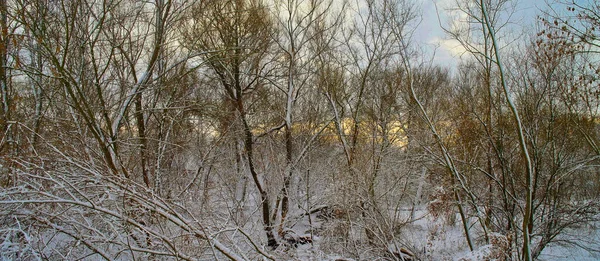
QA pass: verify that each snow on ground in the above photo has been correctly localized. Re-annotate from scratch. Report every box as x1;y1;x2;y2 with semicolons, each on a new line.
540;244;600;261
538;224;600;261
275;207;599;260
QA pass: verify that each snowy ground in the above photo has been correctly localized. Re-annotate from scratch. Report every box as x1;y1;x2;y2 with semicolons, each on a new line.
277;207;599;261
538;226;600;261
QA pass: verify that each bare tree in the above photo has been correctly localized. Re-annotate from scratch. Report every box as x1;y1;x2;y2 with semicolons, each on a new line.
181;0;280;247
267;0;346;240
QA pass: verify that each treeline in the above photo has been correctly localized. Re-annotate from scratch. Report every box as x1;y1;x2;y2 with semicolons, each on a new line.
0;0;598;260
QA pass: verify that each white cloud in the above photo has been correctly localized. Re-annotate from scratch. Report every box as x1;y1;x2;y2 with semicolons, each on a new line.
430;36;468;58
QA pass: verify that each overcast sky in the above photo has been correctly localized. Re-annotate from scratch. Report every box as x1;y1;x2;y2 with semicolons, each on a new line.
417;0;548;68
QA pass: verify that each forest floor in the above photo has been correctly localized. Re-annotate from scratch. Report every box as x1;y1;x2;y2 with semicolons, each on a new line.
278;207;600;260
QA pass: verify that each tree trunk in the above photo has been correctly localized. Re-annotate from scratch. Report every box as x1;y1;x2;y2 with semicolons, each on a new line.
237;99;278;248
135;94;151;188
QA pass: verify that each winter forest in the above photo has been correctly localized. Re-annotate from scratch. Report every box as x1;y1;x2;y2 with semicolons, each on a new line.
0;0;599;260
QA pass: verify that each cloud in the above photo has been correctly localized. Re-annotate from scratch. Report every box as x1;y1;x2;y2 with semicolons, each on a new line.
430;36;468;57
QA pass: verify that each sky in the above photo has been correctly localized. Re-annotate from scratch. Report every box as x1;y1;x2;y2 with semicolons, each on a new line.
416;0;547;68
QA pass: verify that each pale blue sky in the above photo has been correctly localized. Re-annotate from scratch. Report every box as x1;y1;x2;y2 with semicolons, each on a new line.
417;0;547;68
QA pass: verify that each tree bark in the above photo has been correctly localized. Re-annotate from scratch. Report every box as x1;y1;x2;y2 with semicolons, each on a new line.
237;98;278;247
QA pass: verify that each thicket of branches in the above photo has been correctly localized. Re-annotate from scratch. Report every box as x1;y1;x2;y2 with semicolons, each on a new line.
0;0;598;260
